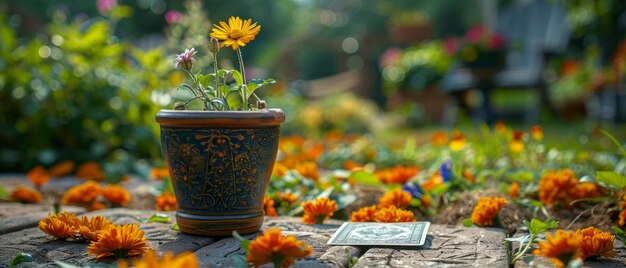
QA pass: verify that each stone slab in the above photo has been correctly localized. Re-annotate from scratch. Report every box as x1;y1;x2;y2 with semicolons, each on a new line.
0;204;518;268
0;208;214;266
193;217;348;268
353;225;508;268
0;203;85;234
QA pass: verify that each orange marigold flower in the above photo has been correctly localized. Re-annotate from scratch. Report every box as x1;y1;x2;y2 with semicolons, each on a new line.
421;195;432;209
27;165;50;187
530;125;544;141
375;166;419;185
575;227;616;259
277;192;298;204
77;215;114;242
49;160;75;177
102;184;132;207
342;160;364;171
76;161;105;181
533;230;583;268
421;172;444;191
295;161;319;181
305;143;325;161
247;228;312;268
118;251;199;268
301;197;337;224
264;195;278;217
431;131;448;147
349;205;377;222
62;181;103;207
150;166;169;180
91;201;107;211
10;185;42;203
373;206;415;222
568;182;600;201
155;191;177;211
87;224;150;259
379;188;412;208
448;130;467;151
508;182;519;199
470;196;507;227
538;169;578;206
38;212;79;240
620;210;626;226
462;168;475;183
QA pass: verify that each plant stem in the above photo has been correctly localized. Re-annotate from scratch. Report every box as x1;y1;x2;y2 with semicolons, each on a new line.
511;234;536;264
186;70;211;110
212;52;220;101
236;49;248;110
600;129;626;159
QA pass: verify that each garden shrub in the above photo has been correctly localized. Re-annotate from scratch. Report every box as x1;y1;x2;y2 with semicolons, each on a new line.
0;12;171;175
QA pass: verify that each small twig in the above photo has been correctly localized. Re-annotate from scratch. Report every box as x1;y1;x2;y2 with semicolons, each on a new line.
184;95;203;106
566;208;591;230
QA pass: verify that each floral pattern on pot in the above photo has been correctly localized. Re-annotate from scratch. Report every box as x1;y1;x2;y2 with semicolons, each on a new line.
161;127;280;215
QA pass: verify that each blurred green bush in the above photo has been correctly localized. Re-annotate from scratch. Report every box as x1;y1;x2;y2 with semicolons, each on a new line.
380;40;452;96
0;11;171;173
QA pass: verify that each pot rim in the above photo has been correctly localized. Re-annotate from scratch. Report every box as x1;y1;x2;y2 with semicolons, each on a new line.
156;108;285;127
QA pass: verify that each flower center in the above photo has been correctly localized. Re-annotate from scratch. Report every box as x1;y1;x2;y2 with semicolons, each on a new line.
229;29;243;39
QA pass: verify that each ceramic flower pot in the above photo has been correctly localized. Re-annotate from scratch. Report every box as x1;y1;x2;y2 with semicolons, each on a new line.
156;109;285;236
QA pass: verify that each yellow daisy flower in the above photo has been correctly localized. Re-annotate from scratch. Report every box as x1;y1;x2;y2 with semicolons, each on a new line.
210;16;261;51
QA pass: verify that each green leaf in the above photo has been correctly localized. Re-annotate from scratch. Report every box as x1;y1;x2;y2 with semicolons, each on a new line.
522;255;534;264
196;74;215;89
504;234;531;246
9;253;33;266
0;184;7;201
232;231;251;251
163;177;174;195
431;183;451;196
525;219;558;235
230;254;249;268
595;171;626;189
506;171;535;183
246;78;276;97
170;223;180;231
226;91;243;110
611;226;626;245
210;98;228;109
147;213;172;223
151;177;174;196
349;170;381;186
462;218;473;227
179;83;197;96
232;70;244;86
219;85;230;98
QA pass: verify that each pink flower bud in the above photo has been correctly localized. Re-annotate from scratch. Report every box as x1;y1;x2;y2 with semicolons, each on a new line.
174;48;197;71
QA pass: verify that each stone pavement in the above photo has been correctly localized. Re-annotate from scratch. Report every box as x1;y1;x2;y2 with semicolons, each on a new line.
2;171;626;267
0;204;511;267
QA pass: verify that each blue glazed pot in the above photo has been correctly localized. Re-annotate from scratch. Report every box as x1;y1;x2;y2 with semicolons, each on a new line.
156;109;285;236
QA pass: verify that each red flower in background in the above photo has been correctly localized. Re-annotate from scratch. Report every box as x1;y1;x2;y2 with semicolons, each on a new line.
464;24;505;50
